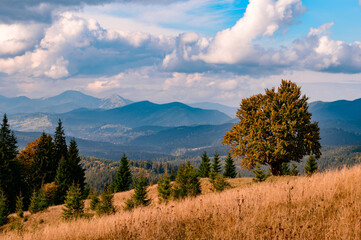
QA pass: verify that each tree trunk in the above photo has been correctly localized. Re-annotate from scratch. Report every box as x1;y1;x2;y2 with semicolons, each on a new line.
270;163;282;176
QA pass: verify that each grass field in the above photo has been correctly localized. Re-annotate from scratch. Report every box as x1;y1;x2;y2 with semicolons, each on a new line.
1;165;360;239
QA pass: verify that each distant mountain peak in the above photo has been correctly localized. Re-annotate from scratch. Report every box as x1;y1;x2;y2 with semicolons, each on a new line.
100;94;133;109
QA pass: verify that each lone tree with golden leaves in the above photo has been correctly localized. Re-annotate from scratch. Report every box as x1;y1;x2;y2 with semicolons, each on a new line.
223;80;321;176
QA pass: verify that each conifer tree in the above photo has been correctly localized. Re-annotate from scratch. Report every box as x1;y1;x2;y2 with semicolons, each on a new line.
68;139;85;191
173;162;201;199
132;173;150;207
29;189;48;214
54;119;67;167
198;151;211;177
281;162;290;175
112;153;132;192
96;184;115;216
209;171;230;192
62;184;84;220
54;156;72;204
223;153;236;178
89;191;99;211
15;193;24;218
305;155;318;176
289;163;299;176
0;191;9;226
252;165;269;183
0;114;20;211
157;175;172;203
212;151;221;174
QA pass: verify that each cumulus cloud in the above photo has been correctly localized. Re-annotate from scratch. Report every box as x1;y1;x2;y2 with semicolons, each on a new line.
0;0;184;23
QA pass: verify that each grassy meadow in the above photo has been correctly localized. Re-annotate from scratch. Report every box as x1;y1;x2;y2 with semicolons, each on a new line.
1;165;360;240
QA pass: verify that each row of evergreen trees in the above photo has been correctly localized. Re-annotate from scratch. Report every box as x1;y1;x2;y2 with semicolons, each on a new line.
198;151;237;178
0;115;86;225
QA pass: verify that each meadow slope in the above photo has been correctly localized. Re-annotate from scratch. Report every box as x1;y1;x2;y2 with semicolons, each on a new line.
2;165;361;240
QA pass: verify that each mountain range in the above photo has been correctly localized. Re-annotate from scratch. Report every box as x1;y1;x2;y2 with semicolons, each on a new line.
3;90;361;160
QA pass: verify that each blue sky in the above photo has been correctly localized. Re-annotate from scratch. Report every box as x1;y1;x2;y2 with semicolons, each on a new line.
0;0;361;106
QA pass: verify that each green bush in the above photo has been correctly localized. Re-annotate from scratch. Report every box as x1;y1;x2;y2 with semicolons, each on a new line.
29;189;48;214
96;184;115;216
157;175;172;203
62;184;84;220
210;171;230;192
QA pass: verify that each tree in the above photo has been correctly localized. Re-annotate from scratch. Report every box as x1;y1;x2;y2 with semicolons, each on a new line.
198;151;211;177
212;151;221;174
252;165;269;183
96;184;115;216
125;173;150;210
112;153;132;192
18;132;56;192
289;163;299;176
0;191;9;226
62;184;84;220
16;193;24;218
305;155;318;176
209;171;230;192
54;156;72;204
29;189;48;214
89;191;99;211
68;139;85;191
0;114;20;211
223;80;322;176
223;153;237;178
54;119;68;167
173;162;201;199
157;175;172;203
281;162;290;175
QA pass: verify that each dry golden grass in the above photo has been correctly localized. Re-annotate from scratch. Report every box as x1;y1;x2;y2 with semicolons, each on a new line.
1;166;360;240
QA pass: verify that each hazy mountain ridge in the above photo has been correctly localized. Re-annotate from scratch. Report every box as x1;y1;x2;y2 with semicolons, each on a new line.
0;90;133;114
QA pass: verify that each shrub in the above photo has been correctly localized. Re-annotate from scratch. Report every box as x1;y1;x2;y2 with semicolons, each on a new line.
305;155;318;176
15;194;24;218
210;171;230;192
252;165;269;183
29;189;48;214
89;191;99;211
124;173;150;211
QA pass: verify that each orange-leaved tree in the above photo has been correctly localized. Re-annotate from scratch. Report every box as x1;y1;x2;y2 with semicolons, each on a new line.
223;80;321;175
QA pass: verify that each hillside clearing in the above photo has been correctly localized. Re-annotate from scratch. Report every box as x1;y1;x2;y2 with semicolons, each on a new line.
1;166;360;239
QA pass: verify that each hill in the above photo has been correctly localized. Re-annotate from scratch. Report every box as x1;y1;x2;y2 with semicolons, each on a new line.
1;165;360;239
0;91;133;114
189;102;238;117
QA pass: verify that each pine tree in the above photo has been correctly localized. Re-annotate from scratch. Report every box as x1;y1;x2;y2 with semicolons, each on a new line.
112;153;132;192
62;184;84;220
89;191;99;211
54;119;68;169
68;139;85;191
305;155;318;176
54;156;72;204
198;151;211;177
173;162;201;199
15;193;24;218
132;173;150;207
0;191;9;226
157;175;172;203
289;163;299;176
29;189;48;214
252;165;269;183
212;151;222;174
223;153;236;178
96;184;115;216
0;114;20;211
209;171;230;192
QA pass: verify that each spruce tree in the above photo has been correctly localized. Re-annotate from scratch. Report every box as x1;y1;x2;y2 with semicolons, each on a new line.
68;139;85;191
289;163;299;176
96;184;115;216
0;191;9;226
173;162;201;199
54;119;67;169
112;153;132;192
0;114;20;211
62;184;84;220
132;173;150;207
252;165;269;183
198;151;211;177
212;151;222;174
15;193;24;218
209;171;230;192
89;191;99;211
54;156;72;204
223;153;236;178
305;155;318;176
281;162;290;175
157;175;172;203
29;189;48;214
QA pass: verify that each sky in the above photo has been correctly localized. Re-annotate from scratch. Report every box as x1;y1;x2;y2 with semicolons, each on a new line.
0;0;361;106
